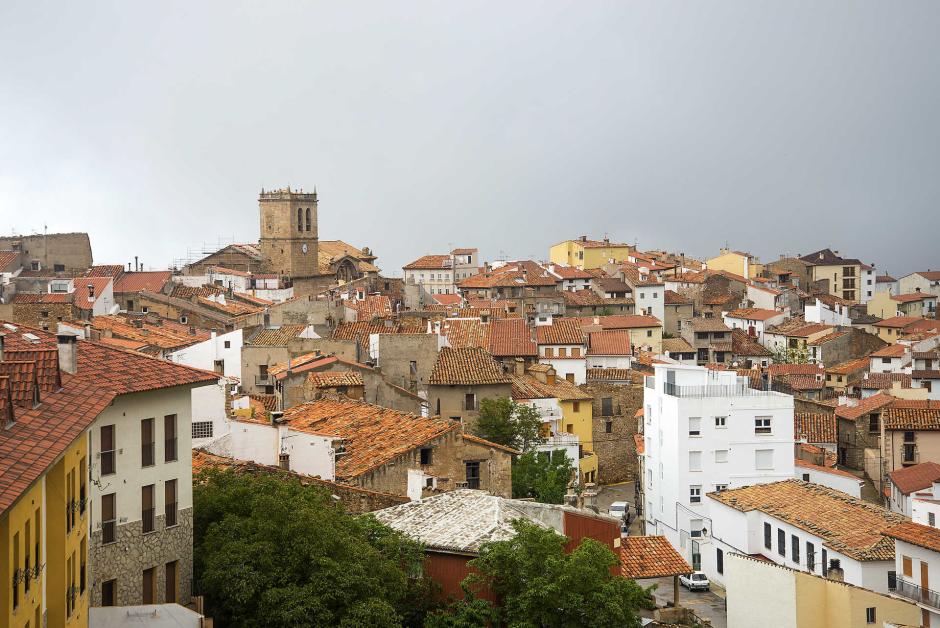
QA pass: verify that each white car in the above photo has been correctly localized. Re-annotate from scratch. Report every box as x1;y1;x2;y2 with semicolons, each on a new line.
679;571;710;591
608;501;629;520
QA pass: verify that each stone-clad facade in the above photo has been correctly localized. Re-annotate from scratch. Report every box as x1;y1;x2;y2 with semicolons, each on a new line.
259;188;321;290
90;509;194;607
582;381;644;483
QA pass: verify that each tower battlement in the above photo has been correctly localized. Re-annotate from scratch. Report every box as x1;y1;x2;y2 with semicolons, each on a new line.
259;187;318;202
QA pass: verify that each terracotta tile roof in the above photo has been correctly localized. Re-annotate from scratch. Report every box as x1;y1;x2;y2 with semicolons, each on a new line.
269;352;333;378
347;294;392;320
585;368;635;383
888;462;940;495
871;344;909;358
794;458;862;480
620;536;692;579
550;265;593;280
709;480;906;561
4;349;62;392
794;413;837;443
431;293;463;306
767;363;825;376
428;347;510;386
281;398;460;479
403;254;452;270
488;318;536;357
684;318;731;333
90;315;211;351
307;371;364;388
914;370;940;379
800;249;862;266
441;318;491;350
883;400;940;430
664;290;692;305
594;278;632;293
331;319;426;349
69;277;113;311
536;319;585;345
11;292;73;304
458;261;557;289
807;330;849;346
462;433;522;455
785;323;833;338
509;373;591;401
634;433;645;455
0;251;18;271
859;372;913;390
83;264;125;278
113;271;172;294
914;350;940;359
827;357;870;376
834;393;894;420
799;443;838;467
914;271;940;281
248;324;309;346
586;330;634;356
96;336;148;351
248;394;279;412
874;316;922;329
884;521;940;554
731;329;772;357
571;315;661;330
662;337;694;354
191;449;408;509
893;293;935;303
787;374;826;391
724;308;781;321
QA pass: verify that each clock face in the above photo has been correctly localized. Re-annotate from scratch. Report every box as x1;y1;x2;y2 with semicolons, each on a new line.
302;243;308;254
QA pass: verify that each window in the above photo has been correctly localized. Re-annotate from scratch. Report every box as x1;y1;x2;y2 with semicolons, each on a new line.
12;531;18;609
715;483;728;492
601;397;613;416
791;535;800;563
544;347;554;358
865;607;875;624
166;561;178;603
807;541;815;571
558;347;567;358
930;512;936;527
224;340;231;349
755;449;774;470
689;417;701;437
420;448;433;465
716;548;724;574
101;579;116;606
164;415;177;462
297;207;303;231
802;473;810;481
165;480;178;528
755;416;772;434
141;418;155;467
279;453;290;470
764;522;772;549
882;357;891;364
888;570;897;590
464;394;476;411
647;330;652;337
192;421;213;439
142;485;155;533
565;374;575;383
605;421;612;433
777;529;785;557
689;451;702;472
143;567;156;605
179;315;188;325
24;522;30;595
715;450;728;463
102;493;116;544
465;461;481;489
305;207;311;232
100;425;116;475
689;485;701;504
869;413;880;434
571;347;581;357
714;416;727;428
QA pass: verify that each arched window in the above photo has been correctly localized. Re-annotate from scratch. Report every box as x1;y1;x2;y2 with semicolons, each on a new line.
297;208;303;231
305;207;311;232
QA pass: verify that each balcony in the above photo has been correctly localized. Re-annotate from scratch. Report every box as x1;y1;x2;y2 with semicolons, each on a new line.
541;432;580;448
894;577;940;610
255;374;272;385
663;379;782;398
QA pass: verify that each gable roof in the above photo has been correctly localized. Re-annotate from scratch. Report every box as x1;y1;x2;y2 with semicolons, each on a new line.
884;521;940;554
883;400;940;430
281;398;460;479
888;462;940;495
834;393;894;421
428;347;510;386
794;413;837;444
535;319;585;345
587;330;634;356
113;271;173;294
509;373;591;402
488;318;536;357
709;480;906;561
620;536;692;579
724;308;781;321
403;254;452;270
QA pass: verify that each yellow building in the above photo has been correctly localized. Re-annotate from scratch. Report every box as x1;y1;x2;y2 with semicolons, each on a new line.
511;366;598;484
705;248;763;279
867;291;901;319
1;481;44;628
550;236;633;270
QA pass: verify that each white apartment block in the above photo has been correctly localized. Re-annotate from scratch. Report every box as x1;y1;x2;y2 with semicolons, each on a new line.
642;363;794;570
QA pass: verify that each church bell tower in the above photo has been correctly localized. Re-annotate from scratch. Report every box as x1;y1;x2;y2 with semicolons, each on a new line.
258;186;319;284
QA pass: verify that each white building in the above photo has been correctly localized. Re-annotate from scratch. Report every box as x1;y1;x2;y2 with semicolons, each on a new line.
794;459;864;498
870;344;912;374
722;308;786;344
167;329;243;381
705;480;906;594
884;521;940;627
805;298;853;326
747;283;784;311
535;319;587;385
899;271;940;299
547;264;593;292
642;363;795;570
634;282;665;322
888;463;940;517
860;264;877;304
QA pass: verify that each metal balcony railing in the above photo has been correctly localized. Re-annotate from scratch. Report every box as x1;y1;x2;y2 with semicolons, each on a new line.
894;577;940;610
662;381;780;398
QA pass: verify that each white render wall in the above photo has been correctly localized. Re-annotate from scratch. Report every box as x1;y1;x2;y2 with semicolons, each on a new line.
805;299;852;326
893;537;940;626
912;498;940;526
726;554;798;628
635;285;665;322
168;329;243;381
211;420;336;480
585;355;633;369
794;465;863;498
643;364;794;572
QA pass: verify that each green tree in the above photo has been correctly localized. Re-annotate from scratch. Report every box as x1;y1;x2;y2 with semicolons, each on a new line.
771;344;810;364
511;450;574;504
433;520;653;627
473;397;543;452
194;469;437;627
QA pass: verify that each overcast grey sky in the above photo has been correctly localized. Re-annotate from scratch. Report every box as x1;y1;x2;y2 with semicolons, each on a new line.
1;1;938;277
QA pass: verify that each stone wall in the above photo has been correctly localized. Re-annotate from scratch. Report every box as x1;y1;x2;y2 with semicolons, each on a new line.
837;416;880;470
89;508;193;608
582;381;644;483
428;383;514;427
0;233;93;274
11;301;77;330
818;328;886;366
258;191;319;280
378;334;440;392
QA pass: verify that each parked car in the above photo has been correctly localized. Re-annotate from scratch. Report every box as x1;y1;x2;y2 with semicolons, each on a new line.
679;571;710;591
608;501;629;520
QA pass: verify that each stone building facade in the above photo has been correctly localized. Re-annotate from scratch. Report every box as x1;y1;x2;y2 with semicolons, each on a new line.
89;509;194;607
0;232;93;274
582;381;644;483
11;299;77;330
378;334;440;393
259;187;323;295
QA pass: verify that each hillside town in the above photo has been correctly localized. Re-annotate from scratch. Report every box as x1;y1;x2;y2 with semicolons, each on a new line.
1;188;939;627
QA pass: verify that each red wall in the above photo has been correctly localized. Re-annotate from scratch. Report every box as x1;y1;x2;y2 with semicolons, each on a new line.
424;552;497;602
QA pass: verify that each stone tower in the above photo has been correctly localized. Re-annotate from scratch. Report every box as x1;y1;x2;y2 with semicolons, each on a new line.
258;186;320;284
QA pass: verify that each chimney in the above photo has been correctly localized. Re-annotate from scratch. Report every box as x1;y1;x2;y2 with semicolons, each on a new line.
134;256;139;272
513;357;525;376
546;369;556;385
87;283;95;301
56;332;78;375
0;333;4;361
827;559;844;582
580;235;587;242
133;319;144;329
